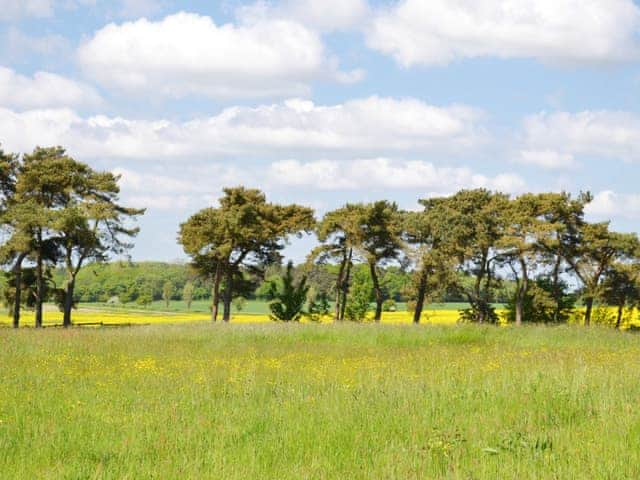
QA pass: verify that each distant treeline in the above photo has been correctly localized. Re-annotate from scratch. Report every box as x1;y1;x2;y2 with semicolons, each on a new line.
58;261;515;306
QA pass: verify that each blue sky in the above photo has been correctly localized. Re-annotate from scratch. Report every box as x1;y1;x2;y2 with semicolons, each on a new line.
1;0;640;262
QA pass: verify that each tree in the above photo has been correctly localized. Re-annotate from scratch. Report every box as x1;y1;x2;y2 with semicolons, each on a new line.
13;147;144;327
566;222;639;325
498;194;555;325
179;187;315;322
162;281;174;309
422;189;509;323
311;204;364;321
10;147;69;327
268;261;309;322
183;281;194;310
57;170;143;327
0;146;23;327
601;262;640;329
504;277;576;324
404;209;454;324
344;266;372;321
535;192;591;323
357;201;404;322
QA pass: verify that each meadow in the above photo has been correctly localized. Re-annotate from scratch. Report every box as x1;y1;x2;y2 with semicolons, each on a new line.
2;322;640;479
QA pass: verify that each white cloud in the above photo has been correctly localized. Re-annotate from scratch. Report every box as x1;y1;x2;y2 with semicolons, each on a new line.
367;0;640;66
0;67;102;110
0;96;486;159
112;165;244;210
1;28;71;65
268;158;525;193
517;150;578;170
0;0;53;20
78;12;360;99
522;111;640;162
239;0;369;32
586;191;640;220
107;158;524;213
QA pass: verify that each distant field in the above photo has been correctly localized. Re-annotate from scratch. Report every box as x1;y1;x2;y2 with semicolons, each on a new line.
2;323;640;478
82;299;481;315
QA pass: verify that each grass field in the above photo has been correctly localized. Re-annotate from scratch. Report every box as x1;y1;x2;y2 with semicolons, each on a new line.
2;322;640;478
81;299;479;315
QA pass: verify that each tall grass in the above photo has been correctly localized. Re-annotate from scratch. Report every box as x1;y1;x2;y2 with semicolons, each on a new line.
1;323;639;478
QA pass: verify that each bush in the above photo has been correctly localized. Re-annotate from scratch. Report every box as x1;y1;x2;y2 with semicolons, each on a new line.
382;299;397;312
345;268;372;322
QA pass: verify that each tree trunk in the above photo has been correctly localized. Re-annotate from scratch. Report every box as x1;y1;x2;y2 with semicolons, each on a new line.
583;296;594;326
12;253;27;329
211;264;221;322
413;267;428;324
515;294;523;326
514;258;528;326
334;251;347;321
222;268;233;322
551;257;562;323
63;276;75;328
35;238;44;329
339;248;353;321
369;261;383;322
615;299;625;329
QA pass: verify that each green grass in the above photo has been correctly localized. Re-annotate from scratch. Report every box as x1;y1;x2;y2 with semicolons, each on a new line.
80;300;497;314
1;323;639;478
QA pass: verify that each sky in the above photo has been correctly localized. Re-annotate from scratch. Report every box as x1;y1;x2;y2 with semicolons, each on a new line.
1;0;640;262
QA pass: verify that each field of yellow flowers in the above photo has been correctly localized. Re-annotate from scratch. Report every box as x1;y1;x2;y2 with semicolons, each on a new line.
2;321;640;478
0;306;465;327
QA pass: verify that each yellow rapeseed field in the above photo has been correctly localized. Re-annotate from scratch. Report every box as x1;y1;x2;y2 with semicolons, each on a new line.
0;307;466;327
1;305;637;327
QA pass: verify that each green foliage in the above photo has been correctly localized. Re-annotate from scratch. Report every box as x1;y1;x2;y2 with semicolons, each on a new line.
382;299;397;312
345;267;372;321
162;281;174;308
307;291;330;322
136;287;153;306
54;261;206;304
233;296;247;312
183;281;194;311
255;274;282;300
505;277;577;323
268;261;309;322
179;187;315;320
421;189;509;323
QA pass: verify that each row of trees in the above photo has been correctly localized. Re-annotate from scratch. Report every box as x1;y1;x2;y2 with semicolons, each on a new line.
0;146;143;328
2;145;638;328
181;187;640;326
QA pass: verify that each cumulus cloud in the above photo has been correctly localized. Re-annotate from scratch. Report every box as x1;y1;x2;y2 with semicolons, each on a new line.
109;158;524;212
367;0;640;66
78;12;361;99
268;158;525;193
585;191;640;220
0;96;486;159
521;110;640;163
0;67;102;110
112;166;244;210
517;150;578;170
